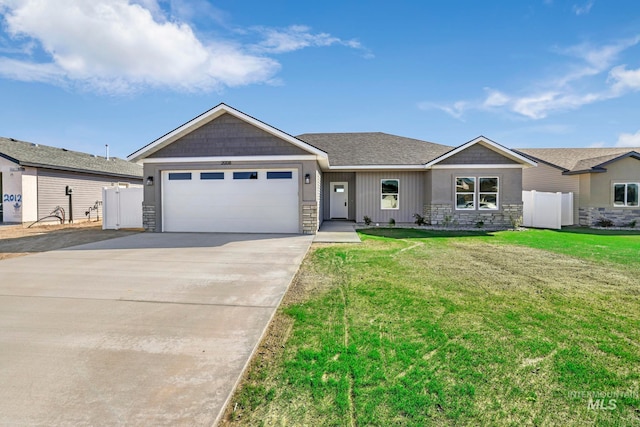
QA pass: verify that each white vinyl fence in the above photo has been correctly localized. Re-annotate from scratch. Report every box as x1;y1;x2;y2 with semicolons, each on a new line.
522;191;574;230
102;186;143;230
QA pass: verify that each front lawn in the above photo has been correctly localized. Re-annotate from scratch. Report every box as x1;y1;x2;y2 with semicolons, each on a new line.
223;228;640;426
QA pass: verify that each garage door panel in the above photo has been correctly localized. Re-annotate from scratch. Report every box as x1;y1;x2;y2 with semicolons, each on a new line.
162;169;299;233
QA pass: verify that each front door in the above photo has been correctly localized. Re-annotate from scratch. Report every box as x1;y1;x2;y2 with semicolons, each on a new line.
330;182;348;219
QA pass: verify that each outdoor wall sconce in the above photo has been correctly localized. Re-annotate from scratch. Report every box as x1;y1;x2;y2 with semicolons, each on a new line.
146;176;154;186
304;173;311;184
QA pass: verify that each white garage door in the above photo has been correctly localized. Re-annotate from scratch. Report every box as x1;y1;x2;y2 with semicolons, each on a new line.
162;169;299;233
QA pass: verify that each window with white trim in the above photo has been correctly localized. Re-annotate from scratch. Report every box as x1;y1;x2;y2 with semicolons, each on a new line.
479;177;499;210
381;179;399;209
455;177;475;209
456;177;499;210
613;183;639;207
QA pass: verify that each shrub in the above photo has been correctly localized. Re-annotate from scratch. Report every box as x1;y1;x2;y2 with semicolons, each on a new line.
475;220;484;229
363;216;372;226
413;213;427;226
509;214;523;229
388;218;396;226
595;217;614;227
628;219;637;228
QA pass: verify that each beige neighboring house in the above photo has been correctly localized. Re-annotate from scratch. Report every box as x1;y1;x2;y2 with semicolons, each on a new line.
516;148;640;226
0;137;143;224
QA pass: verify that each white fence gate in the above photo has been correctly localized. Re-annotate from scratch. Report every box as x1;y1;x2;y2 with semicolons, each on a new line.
102;186;143;230
522;191;574;229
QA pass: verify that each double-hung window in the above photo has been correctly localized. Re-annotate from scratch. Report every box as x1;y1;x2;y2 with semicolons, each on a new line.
478;178;499;210
456;177;499;210
456;177;475;209
381;179;399;209
613;183;639;207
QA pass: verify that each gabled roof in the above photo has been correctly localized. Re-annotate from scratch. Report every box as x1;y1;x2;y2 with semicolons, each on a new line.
516;148;640;174
0;137;142;179
425;136;537;167
296;132;452;168
128;103;328;166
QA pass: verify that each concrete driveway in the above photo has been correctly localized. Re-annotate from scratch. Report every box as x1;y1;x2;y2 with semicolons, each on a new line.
0;232;312;426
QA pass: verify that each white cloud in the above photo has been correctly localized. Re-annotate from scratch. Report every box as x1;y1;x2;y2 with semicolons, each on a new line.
512;91;606;119
608;65;640;93
428;36;640;120
483;89;510;108
418;101;468;120
0;0;367;94
251;25;373;58
616;130;640;147
573;0;594;15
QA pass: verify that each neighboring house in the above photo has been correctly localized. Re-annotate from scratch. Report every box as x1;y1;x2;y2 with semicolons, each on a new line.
0;137;143;224
517;148;640;226
128;103;535;234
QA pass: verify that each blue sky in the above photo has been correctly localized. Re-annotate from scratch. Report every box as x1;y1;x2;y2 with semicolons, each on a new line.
1;0;640;158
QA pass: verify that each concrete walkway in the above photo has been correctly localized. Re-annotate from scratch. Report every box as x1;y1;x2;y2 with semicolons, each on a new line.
0;232;313;426
314;221;361;243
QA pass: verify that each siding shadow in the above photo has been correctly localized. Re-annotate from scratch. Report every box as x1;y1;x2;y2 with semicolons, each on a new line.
555;226;640;237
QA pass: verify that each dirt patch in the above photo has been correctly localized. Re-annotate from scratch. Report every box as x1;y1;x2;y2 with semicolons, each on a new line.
0;222;142;260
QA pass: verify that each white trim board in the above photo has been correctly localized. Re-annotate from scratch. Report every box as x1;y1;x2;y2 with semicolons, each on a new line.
140;155;317;164
431;164;525;169
328;164;426;170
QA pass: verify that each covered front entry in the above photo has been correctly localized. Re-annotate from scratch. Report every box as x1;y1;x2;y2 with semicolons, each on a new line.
162;168;299;233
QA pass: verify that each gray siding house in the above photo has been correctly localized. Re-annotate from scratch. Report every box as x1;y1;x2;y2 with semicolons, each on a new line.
128;104;535;234
0;137;143;224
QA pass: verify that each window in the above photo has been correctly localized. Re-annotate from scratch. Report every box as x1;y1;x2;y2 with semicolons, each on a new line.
479;177;499;210
456;177;499;210
614;183;639;207
381;179;399;209
200;172;224;180
233;171;258;180
456;177;475;209
168;172;191;180
267;171;292;179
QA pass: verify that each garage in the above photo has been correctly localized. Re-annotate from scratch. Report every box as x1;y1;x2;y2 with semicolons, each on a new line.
162;169;299;233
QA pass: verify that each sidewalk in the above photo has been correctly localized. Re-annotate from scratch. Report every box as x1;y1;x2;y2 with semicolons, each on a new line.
314;221;361;243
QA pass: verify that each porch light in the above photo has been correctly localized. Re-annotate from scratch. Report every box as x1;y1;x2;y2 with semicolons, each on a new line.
146;176;154;186
304;174;311;184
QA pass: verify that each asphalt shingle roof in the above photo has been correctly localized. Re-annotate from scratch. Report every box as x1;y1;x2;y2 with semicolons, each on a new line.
516;147;640;173
0;137;142;178
296;132;453;166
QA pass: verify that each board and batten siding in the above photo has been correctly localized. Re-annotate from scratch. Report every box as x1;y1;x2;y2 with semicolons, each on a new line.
37;170;140;223
323;172;356;220
522;163;579;224
356;171;423;223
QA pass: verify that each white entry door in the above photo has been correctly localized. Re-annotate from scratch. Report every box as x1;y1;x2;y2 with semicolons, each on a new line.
330;182;348;219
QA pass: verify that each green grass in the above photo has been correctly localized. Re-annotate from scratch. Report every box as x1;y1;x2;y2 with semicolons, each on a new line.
225;228;640;426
